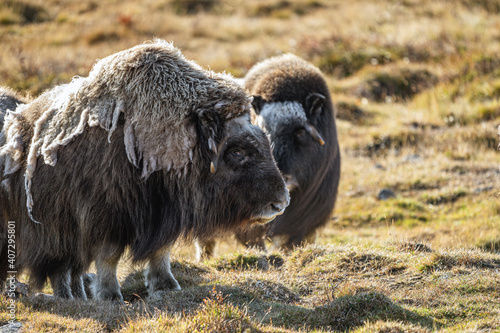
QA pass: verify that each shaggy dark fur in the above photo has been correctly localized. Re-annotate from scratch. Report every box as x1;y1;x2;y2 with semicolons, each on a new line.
243;54;340;249
0;43;289;301
196;54;340;255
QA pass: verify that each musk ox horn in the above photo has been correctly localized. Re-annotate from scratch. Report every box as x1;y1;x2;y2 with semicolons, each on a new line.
208;137;219;173
208;137;217;154
208;136;230;174
305;123;325;146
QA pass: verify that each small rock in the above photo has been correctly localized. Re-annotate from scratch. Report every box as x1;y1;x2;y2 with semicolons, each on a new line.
3;280;29;299
399;242;433;253
266;254;285;268
474;186;493;194
402;154;421;163
374;163;385;170
377;188;396;200
33;293;54;300
0;322;23;333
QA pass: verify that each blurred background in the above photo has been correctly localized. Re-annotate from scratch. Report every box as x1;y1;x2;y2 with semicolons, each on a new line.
1;2;500;331
0;0;499;253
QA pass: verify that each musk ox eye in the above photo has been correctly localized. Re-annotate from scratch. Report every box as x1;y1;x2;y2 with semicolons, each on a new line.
232;150;245;158
227;149;249;165
295;128;306;140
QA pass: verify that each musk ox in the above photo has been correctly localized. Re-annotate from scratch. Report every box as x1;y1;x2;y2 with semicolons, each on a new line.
196;54;340;257
0;87;26;123
0;40;289;301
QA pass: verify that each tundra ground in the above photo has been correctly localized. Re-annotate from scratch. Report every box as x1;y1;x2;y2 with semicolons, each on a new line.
0;0;499;331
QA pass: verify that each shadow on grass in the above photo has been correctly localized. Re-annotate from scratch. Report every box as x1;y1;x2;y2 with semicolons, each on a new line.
258;291;438;332
14;265;437;332
13;261;215;330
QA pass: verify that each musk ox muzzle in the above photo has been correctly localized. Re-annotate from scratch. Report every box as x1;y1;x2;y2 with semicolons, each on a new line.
0;40;288;301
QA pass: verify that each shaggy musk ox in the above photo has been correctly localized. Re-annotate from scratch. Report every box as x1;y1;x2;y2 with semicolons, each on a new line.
0;40;289;301
197;54;340;257
244;54;340;248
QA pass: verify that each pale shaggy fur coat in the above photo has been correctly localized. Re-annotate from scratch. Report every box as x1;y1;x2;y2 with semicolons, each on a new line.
0;39;250;222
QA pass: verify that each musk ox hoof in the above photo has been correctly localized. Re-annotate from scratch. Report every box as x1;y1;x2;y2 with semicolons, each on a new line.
92;279;124;302
145;274;181;295
146;281;181;302
95;289;124;303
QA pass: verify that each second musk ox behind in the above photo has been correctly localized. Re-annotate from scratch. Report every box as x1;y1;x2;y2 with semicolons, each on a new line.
0;40;289;301
0;87;26;122
197;54;340;257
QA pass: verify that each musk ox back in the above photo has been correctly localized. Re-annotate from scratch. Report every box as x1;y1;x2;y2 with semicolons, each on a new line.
196;54;340;257
0;40;289;301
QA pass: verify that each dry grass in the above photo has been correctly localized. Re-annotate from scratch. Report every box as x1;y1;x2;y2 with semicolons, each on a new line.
1;0;500;331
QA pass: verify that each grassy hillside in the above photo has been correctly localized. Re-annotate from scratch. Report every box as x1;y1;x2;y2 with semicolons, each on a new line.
1;0;499;331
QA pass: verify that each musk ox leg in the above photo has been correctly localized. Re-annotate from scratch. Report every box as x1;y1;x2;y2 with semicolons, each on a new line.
70;272;87;300
93;253;123;302
194;238;216;261
270;234;290;250
49;270;73;299
304;229;318;244
145;248;181;296
271;230;318;250
235;224;268;251
83;273;96;300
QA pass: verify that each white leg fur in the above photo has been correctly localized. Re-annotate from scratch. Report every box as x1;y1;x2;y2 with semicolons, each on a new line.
194;238;216;261
145;247;181;296
93;254;123;302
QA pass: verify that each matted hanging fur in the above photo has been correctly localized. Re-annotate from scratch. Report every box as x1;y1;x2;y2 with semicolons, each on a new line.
1;39;249;222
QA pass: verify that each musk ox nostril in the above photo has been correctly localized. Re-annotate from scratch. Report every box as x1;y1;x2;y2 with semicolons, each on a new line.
270;197;289;214
270;202;283;213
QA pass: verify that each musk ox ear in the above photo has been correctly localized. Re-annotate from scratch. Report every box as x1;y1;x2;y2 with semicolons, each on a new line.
251;95;266;115
305;93;325;120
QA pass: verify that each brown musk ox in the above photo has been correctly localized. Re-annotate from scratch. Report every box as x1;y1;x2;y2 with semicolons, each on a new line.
0;40;289;301
196;54;340;257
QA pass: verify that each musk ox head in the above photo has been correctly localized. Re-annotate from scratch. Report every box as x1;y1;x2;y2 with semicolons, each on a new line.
244;53;341;248
192;112;290;235
252;94;327;191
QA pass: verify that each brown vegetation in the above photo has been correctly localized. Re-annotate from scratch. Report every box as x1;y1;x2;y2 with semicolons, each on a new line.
1;0;499;331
